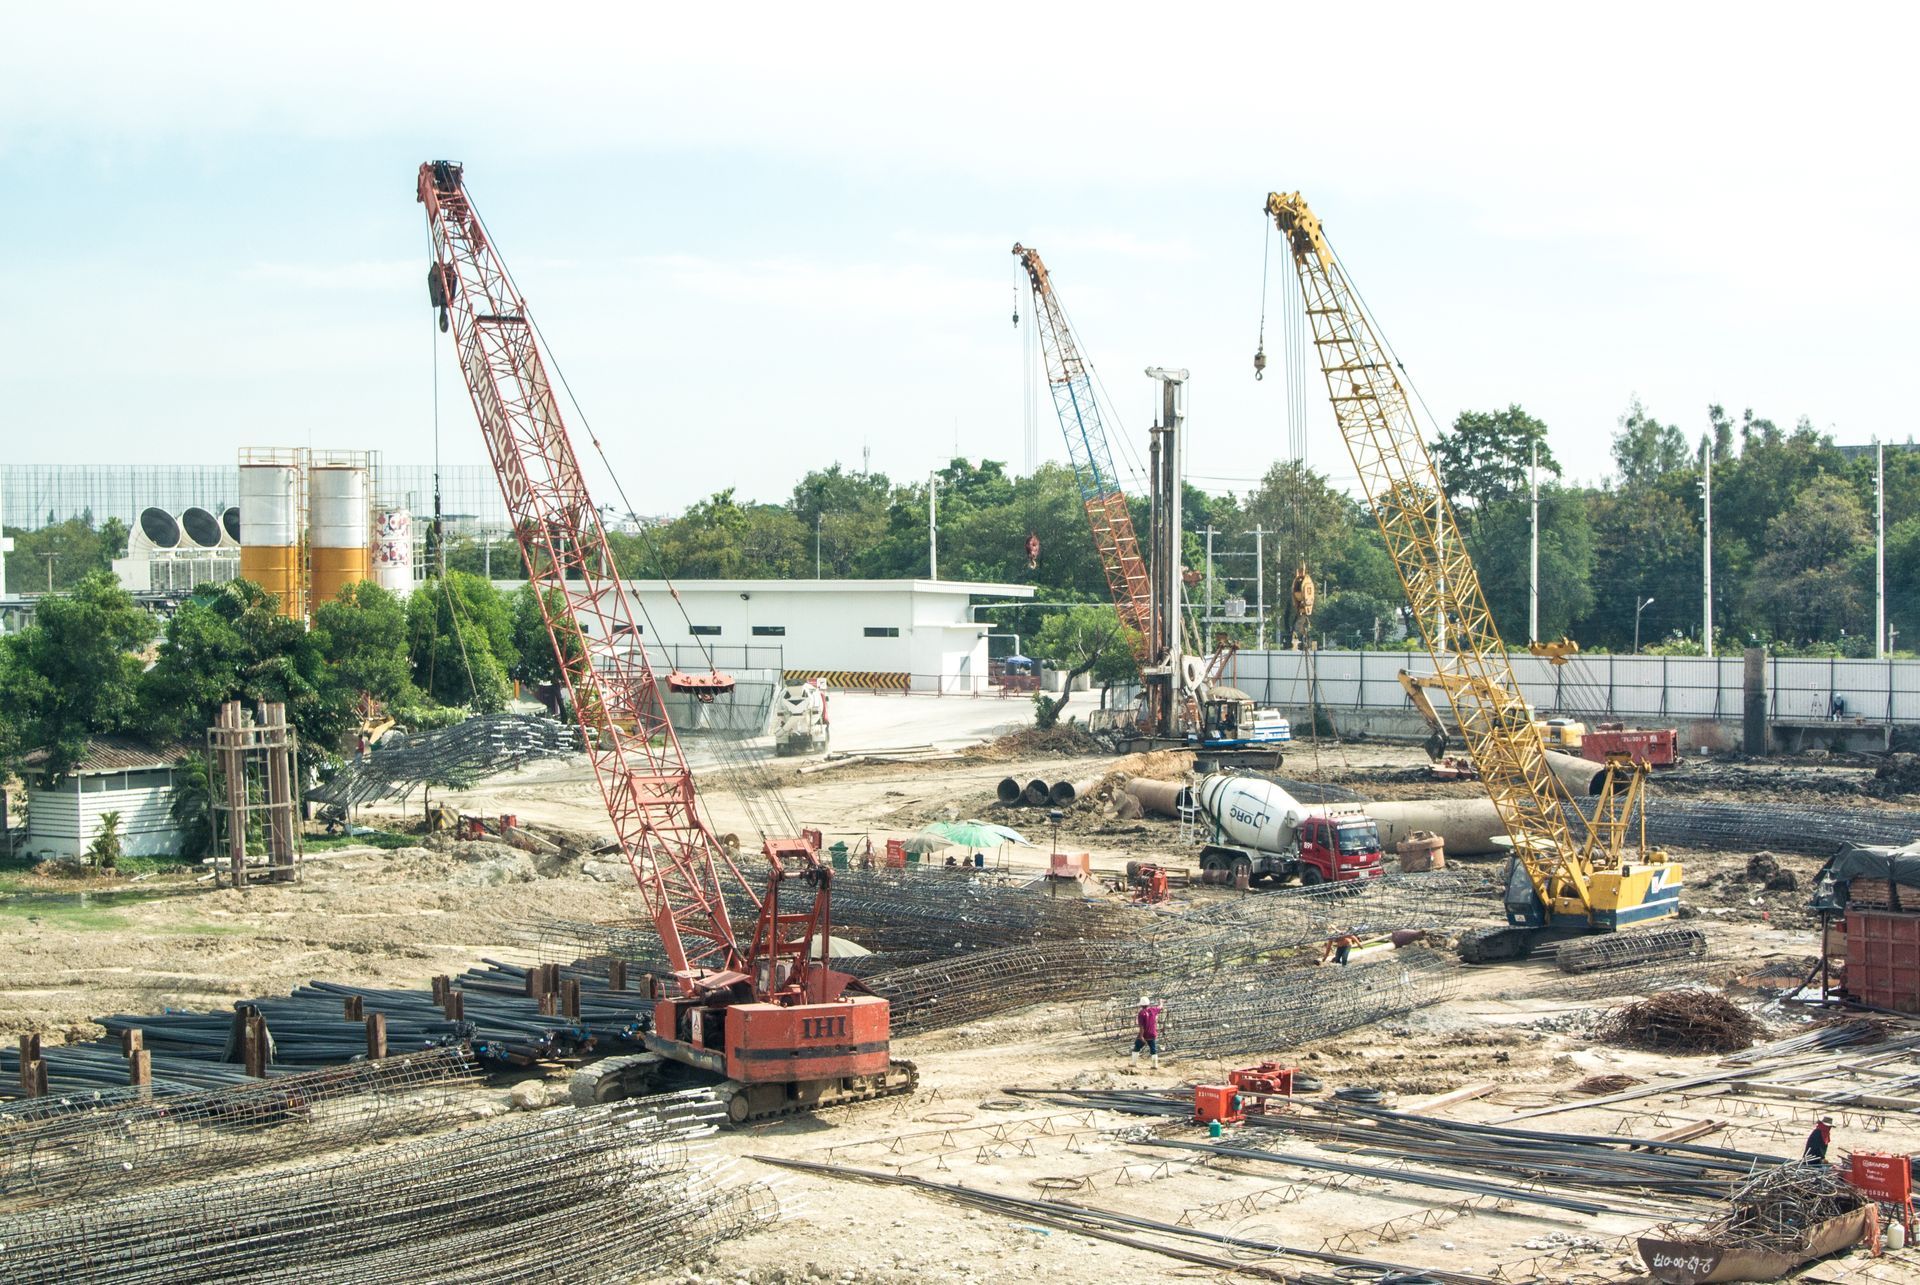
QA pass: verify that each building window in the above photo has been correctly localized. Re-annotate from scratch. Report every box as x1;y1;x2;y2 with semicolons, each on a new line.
864;626;900;638
689;625;722;637
752;625;786;637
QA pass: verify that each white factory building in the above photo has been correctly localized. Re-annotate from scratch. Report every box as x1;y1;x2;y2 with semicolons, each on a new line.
505;578;1034;694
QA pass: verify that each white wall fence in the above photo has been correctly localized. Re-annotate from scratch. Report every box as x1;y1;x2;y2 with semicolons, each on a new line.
1213;650;1920;725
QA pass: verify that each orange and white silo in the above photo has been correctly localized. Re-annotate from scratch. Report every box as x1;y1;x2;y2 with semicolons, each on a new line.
239;459;304;618
308;463;371;607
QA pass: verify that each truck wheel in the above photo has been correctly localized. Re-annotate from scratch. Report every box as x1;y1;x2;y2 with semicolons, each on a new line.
1300;866;1325;887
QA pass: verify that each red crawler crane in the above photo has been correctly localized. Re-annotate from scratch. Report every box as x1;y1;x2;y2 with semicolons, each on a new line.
418;160;911;1120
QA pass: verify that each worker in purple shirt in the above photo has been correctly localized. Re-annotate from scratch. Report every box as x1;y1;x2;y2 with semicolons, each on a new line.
1131;996;1161;1069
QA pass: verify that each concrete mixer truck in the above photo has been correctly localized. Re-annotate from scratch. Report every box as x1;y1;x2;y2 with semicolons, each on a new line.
1194;773;1385;887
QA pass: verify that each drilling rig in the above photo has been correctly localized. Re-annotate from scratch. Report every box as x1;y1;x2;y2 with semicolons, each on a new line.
1257;192;1682;961
419;160;913;1118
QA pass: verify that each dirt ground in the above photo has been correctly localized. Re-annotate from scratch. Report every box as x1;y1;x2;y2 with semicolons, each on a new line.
5;723;1920;1282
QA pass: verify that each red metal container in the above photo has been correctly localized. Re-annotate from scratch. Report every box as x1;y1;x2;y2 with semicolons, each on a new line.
1846;909;1920;1014
1581;726;1678;767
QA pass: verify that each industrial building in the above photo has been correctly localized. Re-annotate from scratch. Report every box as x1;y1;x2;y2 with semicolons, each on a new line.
521;578;1034;693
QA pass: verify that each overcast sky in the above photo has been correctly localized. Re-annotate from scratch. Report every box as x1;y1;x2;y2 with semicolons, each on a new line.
2;3;1912;513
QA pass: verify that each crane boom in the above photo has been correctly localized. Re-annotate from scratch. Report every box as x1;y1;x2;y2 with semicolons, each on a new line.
1011;244;1152;639
418;161;747;980
419;162;909;1119
1260;192;1679;946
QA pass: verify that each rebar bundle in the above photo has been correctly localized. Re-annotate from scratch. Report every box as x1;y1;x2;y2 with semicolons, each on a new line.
1607;799;1920;858
0;1048;481;1209
865;940;1157;1036
1083;949;1462;1059
307;713;580;806
1150;870;1501;966
1658;1163;1864;1250
0;1092;777;1285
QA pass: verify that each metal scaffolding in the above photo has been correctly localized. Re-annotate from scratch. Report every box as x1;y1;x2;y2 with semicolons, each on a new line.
207;699;299;887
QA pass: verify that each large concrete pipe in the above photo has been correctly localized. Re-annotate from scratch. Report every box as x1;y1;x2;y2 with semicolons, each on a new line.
1023;778;1050;807
1545;750;1606;797
997;777;1025;806
1363;799;1508;857
1049;776;1107;807
1124;777;1193;820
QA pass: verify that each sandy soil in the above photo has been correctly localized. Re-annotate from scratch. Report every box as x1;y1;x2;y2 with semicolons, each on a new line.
4;718;1916;1283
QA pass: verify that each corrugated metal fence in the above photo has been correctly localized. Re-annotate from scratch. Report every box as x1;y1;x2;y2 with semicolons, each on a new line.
1211;650;1920;724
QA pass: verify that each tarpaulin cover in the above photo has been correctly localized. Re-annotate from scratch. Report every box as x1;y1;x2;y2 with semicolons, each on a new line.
1829;842;1920;891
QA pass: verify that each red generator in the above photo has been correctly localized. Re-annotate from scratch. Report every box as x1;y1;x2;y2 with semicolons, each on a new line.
1228;1063;1297;1115
1193;1084;1244;1126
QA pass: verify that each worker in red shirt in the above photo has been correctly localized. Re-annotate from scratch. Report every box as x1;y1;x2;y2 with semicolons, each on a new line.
1131;996;1161;1069
1803;1116;1833;1163
1321;933;1362;966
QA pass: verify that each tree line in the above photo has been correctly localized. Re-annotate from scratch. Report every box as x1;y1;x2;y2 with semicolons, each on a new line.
0;573;564;784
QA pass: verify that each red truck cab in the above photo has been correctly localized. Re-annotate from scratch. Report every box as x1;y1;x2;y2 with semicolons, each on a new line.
1295;811;1385;883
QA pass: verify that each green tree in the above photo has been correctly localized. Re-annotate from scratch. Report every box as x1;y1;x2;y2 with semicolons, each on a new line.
1030;604;1137;724
1743;475;1870;643
1235;461;1381;643
138;579;350;755
1612;399;1690;492
0;572;154;781
312;582;416;707
2;514;129;594
406;572;517;711
1460;487;1596;644
1432;404;1558;511
87;810;123;872
1576;488;1699;649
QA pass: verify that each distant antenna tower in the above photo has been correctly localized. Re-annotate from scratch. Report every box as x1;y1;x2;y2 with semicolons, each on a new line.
862;441;870;476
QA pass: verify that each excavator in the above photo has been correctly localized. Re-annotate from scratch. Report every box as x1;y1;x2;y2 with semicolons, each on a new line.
419;161;914;1119
1258;192;1683;962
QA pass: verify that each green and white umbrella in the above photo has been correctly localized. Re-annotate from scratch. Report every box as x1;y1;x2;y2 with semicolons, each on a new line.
920;820;1032;849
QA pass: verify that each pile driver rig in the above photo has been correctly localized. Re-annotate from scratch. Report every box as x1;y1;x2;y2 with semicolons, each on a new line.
418;160;912;1119
1013;244;1280;758
1257;192;1682;961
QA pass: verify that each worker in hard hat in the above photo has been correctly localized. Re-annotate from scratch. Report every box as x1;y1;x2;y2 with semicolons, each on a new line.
1130;996;1161;1069
1803;1116;1834;1163
1320;933;1362;966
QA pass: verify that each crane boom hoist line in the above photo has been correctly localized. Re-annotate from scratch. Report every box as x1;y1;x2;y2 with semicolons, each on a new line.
418;160;910;1119
1258;192;1682;960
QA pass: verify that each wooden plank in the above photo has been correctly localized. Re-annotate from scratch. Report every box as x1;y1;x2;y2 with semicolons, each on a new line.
1629;1119;1722;1150
1404;1081;1496;1115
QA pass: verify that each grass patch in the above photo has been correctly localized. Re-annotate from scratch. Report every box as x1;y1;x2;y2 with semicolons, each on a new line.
162;919;252;937
0;899;130;931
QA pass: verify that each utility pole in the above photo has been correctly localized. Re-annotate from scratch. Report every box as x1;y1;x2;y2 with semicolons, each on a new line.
0;480;12;597
928;471;938;580
1528;440;1539;644
1702;446;1714;658
815;513;823;579
43;552;56;593
1254;527;1266;650
1877;441;1887;658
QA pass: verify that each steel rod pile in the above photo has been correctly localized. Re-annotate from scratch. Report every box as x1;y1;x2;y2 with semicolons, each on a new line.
1607;799;1920;858
0;1048;481;1209
1658;1162;1863;1250
307;713;579;806
0;1093;776;1284
1152;870;1502;966
866;940;1156;1036
1601;988;1764;1055
1082;949;1462;1059
1722;1018;1888;1065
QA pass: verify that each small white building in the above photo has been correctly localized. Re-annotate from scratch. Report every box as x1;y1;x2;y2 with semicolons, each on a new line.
502;578;1034;694
24;738;192;860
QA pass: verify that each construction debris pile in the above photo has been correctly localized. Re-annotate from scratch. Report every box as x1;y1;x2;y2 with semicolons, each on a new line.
1659;1163;1864;1251
0;1048;480;1209
0;1092;776;1285
307;713;579;807
1601;988;1764;1055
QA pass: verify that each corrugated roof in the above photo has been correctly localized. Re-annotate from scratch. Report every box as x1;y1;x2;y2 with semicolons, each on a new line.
22;736;192;775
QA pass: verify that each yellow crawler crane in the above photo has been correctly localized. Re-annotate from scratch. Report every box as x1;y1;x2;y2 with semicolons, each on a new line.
1260;192;1682;962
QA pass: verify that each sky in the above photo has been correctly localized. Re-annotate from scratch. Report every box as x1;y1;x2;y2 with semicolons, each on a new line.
1;2;1913;514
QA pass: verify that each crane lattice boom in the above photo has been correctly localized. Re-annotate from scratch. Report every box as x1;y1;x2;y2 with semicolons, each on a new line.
418;161;753;982
1262;192;1668;922
1012;244;1151;640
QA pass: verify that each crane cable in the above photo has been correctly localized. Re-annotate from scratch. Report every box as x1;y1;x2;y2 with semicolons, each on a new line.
462;188;800;844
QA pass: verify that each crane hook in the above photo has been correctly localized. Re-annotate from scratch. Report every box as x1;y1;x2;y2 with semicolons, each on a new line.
1253;345;1267;381
1011;286;1020;329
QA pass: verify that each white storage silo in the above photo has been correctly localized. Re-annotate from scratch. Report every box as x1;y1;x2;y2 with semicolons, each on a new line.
239;460;304;618
372;507;413;597
309;463;371;607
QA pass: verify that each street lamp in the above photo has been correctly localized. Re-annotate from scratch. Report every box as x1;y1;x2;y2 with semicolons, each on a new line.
1633;596;1656;654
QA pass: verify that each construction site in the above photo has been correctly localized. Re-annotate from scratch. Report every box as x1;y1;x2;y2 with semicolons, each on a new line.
4;151;1920;1285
